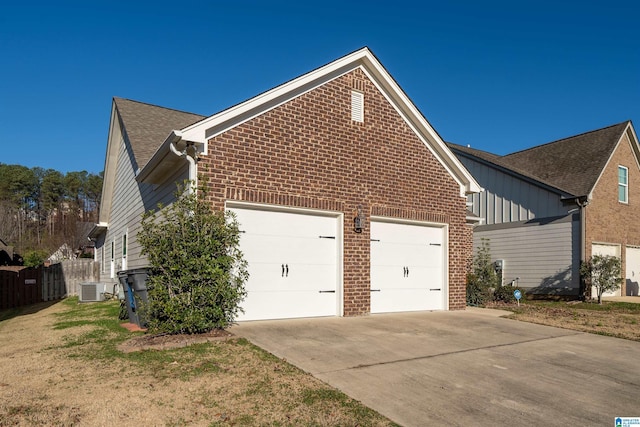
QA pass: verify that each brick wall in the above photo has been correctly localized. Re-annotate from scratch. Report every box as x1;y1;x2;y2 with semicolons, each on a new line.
586;130;640;295
199;68;470;314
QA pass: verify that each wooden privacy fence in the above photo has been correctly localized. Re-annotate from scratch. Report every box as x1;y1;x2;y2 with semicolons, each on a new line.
1;260;100;310
0;267;41;310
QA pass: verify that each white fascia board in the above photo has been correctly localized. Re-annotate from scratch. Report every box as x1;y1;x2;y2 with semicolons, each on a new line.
180;49;373;144
587;122;633;201
181;47;480;197
98;102;120;225
356;57;481;197
135;130;182;183
626;122;640;170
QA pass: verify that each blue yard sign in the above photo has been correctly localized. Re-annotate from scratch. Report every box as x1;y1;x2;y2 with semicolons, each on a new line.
514;289;522;306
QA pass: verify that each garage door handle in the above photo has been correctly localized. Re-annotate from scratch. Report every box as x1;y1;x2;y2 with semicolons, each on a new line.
371;289;381;292
282;264;289;277
430;288;441;291
318;290;335;293
319;235;336;239
430;243;441;246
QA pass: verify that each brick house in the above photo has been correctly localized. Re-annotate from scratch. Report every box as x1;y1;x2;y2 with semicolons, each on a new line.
91;47;481;320
450;121;640;298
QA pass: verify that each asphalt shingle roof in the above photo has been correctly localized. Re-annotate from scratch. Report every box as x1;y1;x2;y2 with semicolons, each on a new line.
501;121;630;196
113;98;206;170
450;121;631;197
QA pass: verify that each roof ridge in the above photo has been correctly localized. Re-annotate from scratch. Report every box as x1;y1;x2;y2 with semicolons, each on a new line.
503;120;630;157
446;141;500;156
113;97;206;118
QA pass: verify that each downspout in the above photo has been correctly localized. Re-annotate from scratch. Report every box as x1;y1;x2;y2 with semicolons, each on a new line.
576;196;590;299
168;131;198;195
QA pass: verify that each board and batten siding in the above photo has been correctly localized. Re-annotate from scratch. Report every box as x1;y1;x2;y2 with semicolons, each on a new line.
458;155;568;225
473;214;580;295
97;129;189;283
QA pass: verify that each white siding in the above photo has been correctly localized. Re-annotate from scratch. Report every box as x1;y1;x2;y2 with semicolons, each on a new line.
473;215;580;295
459;156;568;225
96;128;189;283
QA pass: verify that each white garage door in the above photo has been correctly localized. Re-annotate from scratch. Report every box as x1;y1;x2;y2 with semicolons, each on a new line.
591;243;621;297
228;206;340;321
370;220;446;313
625;246;640;297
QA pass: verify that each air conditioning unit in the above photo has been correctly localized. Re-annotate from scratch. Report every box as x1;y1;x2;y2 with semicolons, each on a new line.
79;282;107;302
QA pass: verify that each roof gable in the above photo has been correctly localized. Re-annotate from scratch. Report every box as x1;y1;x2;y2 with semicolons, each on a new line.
97;99;206;225
500;121;631;196
113;98;205;170
138;47;481;196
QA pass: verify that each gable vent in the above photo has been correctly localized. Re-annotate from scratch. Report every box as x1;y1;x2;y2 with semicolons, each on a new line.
351;90;364;123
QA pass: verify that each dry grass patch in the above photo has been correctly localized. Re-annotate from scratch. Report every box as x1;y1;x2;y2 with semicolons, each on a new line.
0;298;398;426
505;300;640;341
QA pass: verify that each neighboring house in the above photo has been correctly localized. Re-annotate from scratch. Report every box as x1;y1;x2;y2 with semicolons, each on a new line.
450;121;640;298
0;238;16;266
47;243;74;264
90;47;480;321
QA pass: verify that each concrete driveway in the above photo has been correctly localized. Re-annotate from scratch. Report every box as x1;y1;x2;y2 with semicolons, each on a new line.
232;308;640;426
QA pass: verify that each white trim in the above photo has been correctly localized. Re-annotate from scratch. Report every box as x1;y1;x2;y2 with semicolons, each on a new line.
139;48;480;197
588;122;637;200
618;165;629;204
121;231;128;271
370;216;449;311
351;90;364;122
110;240;115;279
591;242;622;254
225;200;344;317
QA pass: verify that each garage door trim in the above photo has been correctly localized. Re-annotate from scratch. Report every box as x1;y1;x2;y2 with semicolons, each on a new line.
226;200;344;317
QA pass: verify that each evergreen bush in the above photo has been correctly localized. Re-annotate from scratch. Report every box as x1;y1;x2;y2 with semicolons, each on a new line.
137;183;248;334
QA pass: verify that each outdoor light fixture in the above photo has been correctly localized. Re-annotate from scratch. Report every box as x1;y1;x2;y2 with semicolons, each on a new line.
354;205;365;233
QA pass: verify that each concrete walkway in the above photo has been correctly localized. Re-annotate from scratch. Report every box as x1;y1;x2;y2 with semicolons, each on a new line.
603;296;640;303
232;309;640;426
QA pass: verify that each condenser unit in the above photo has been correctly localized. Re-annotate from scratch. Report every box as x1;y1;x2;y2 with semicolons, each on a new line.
79;282;107;302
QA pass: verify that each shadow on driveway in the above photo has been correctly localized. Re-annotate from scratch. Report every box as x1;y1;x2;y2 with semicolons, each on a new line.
232;309;640;426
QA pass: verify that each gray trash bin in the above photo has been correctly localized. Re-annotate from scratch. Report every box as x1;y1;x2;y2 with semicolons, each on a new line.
117;270;138;326
127;268;150;327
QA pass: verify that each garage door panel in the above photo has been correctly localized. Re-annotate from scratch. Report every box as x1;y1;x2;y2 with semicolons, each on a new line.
592;243;621;297
371;220;445;313
240;290;337;321
229;206;339;321
625;247;640;297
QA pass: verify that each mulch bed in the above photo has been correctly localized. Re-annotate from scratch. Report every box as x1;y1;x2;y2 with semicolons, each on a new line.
117;326;234;353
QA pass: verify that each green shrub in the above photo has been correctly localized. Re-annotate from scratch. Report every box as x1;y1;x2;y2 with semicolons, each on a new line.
466;273;490;306
580;255;623;304
492;285;516;303
466;239;499;306
23;249;49;267
138;182;248;334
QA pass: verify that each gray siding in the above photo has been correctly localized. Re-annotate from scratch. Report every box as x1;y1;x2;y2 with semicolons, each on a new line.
459;156;568;225
473;215;580;295
96;127;189;283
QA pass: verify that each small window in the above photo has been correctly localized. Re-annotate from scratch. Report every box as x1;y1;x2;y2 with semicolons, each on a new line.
111;241;114;261
618;166;628;203
351;90;364;122
122;234;127;258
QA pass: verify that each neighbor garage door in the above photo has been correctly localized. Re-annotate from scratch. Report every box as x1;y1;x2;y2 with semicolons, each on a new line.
370;220;446;313
228;206;340;321
625;246;640;297
592;243;621;297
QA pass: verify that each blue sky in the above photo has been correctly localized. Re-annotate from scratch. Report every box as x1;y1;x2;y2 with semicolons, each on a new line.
1;1;638;174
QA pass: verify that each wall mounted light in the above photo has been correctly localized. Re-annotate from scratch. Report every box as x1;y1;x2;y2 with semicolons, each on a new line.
354;205;365;233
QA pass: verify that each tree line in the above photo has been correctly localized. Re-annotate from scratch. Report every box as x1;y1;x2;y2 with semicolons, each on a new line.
0;163;102;262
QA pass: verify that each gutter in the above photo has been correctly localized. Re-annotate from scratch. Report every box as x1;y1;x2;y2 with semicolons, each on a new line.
168;130;198;194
